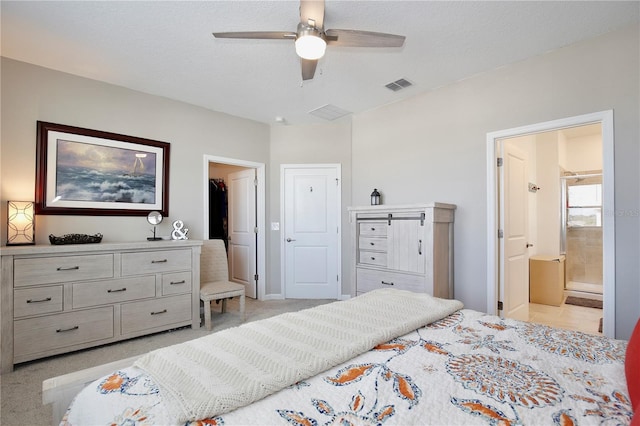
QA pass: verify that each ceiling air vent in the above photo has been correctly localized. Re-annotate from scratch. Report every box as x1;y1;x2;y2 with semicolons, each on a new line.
385;78;413;92
309;104;352;121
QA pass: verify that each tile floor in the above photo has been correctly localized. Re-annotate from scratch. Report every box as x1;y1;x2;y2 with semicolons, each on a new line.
518;298;603;336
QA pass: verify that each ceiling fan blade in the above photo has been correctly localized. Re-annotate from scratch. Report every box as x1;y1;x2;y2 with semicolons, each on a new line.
212;31;296;40
325;29;405;47
300;0;325;29
301;59;318;81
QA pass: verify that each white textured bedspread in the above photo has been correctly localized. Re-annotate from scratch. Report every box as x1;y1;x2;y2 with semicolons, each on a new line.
133;289;463;422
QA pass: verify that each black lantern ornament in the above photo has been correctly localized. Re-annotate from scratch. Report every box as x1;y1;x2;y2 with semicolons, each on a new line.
370;189;381;205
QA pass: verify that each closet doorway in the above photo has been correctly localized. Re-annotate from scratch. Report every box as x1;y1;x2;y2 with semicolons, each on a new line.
486;111;615;337
203;155;266;299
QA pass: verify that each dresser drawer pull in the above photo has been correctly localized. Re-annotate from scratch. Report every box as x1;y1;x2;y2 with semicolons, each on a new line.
371;257;376;260
107;288;127;293
56;326;79;333
151;259;168;264
370;242;375;246
150;309;168;315
381;280;394;286
371;227;376;231
27;297;52;303
418;239;423;255
170;280;186;285
57;266;80;271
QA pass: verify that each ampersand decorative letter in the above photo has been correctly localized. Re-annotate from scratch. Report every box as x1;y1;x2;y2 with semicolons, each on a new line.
171;220;189;240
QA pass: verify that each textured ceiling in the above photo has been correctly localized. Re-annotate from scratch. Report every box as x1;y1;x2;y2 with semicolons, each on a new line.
1;1;638;126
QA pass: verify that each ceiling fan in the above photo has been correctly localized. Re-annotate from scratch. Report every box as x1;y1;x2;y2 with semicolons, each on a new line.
212;0;406;81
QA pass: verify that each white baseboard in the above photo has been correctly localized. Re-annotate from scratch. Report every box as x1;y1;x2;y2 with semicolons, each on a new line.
261;293;285;300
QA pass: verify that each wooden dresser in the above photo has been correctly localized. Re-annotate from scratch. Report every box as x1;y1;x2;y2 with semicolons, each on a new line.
348;204;455;298
0;240;202;373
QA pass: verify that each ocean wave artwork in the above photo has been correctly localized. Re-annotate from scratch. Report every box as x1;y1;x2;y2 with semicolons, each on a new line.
55;140;157;204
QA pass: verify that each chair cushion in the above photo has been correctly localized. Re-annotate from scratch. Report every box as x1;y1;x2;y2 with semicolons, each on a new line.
626;317;640;415
201;280;245;298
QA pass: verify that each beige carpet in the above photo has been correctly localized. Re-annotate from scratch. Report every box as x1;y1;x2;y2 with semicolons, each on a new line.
0;297;333;426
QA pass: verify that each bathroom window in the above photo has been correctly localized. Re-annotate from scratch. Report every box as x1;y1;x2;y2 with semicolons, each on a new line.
567;184;602;227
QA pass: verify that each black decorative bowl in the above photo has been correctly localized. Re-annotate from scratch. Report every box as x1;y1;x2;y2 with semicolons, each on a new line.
49;233;103;245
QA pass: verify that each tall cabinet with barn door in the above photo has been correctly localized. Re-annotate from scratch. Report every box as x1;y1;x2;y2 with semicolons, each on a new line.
348;203;456;298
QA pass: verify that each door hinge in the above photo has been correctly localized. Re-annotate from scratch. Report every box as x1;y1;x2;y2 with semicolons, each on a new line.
254;274;259;281
254;226;259;233
337;275;339;281
497;157;503;167
336;178;339;186
497;301;503;311
254;178;258;186
498;229;504;238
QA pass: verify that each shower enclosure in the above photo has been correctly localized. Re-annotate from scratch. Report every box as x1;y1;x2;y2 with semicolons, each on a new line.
560;170;603;296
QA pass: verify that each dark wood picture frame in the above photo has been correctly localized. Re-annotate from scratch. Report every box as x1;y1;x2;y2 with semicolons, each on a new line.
35;121;170;216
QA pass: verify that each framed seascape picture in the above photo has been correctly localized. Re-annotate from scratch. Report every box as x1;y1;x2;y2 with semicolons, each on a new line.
35;121;170;216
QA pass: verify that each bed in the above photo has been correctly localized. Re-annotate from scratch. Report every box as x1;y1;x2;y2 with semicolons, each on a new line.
49;288;636;425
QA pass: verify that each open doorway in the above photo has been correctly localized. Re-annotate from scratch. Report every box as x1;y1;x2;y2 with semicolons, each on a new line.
486;111;615;337
203;155;266;300
498;124;603;334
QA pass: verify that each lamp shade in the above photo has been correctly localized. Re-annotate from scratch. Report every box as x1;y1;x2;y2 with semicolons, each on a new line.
7;201;35;245
295;25;326;60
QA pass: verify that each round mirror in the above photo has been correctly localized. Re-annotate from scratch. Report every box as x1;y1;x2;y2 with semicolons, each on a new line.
147;211;163;225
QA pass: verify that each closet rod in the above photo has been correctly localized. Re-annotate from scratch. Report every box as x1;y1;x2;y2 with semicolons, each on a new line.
357;213;425;226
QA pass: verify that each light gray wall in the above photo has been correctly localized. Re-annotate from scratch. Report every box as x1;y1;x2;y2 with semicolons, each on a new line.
269;120;352;296
351;24;639;339
1;58;270;244
2;24;638;339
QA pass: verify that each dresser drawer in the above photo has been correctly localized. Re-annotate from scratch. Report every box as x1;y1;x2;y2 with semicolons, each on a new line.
162;272;192;296
356;267;425;293
359;237;387;252
14;254;114;287
14;307;113;359
121;249;192;276
359;222;387;237
72;276;156;309
121;294;191;335
358;251;387;267
14;286;63;318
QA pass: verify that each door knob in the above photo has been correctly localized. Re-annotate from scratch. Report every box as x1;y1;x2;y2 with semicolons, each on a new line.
286;238;296;242
526;243;534;248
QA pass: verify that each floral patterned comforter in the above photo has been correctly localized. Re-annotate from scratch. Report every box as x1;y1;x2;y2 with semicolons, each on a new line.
63;309;631;425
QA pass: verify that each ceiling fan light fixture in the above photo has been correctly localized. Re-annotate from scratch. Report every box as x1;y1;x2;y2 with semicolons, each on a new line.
295;26;326;60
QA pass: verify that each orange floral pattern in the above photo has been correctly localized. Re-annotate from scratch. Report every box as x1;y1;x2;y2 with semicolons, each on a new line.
64;309;629;426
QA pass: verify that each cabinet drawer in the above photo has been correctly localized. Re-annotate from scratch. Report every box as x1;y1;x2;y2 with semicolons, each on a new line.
359;237;387;252
14;254;114;287
359;222;387;237
14;286;63;318
72;276;156;309
162;272;192;296
14;307;113;359
358;251;387;267
121;294;191;335
121;249;191;275
356;267;425;293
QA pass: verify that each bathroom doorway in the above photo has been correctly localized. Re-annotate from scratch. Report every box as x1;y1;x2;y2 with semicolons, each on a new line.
486;111;615;337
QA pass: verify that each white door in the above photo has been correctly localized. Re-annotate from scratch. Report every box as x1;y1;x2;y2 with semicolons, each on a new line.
282;165;340;299
228;168;257;298
499;142;530;320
